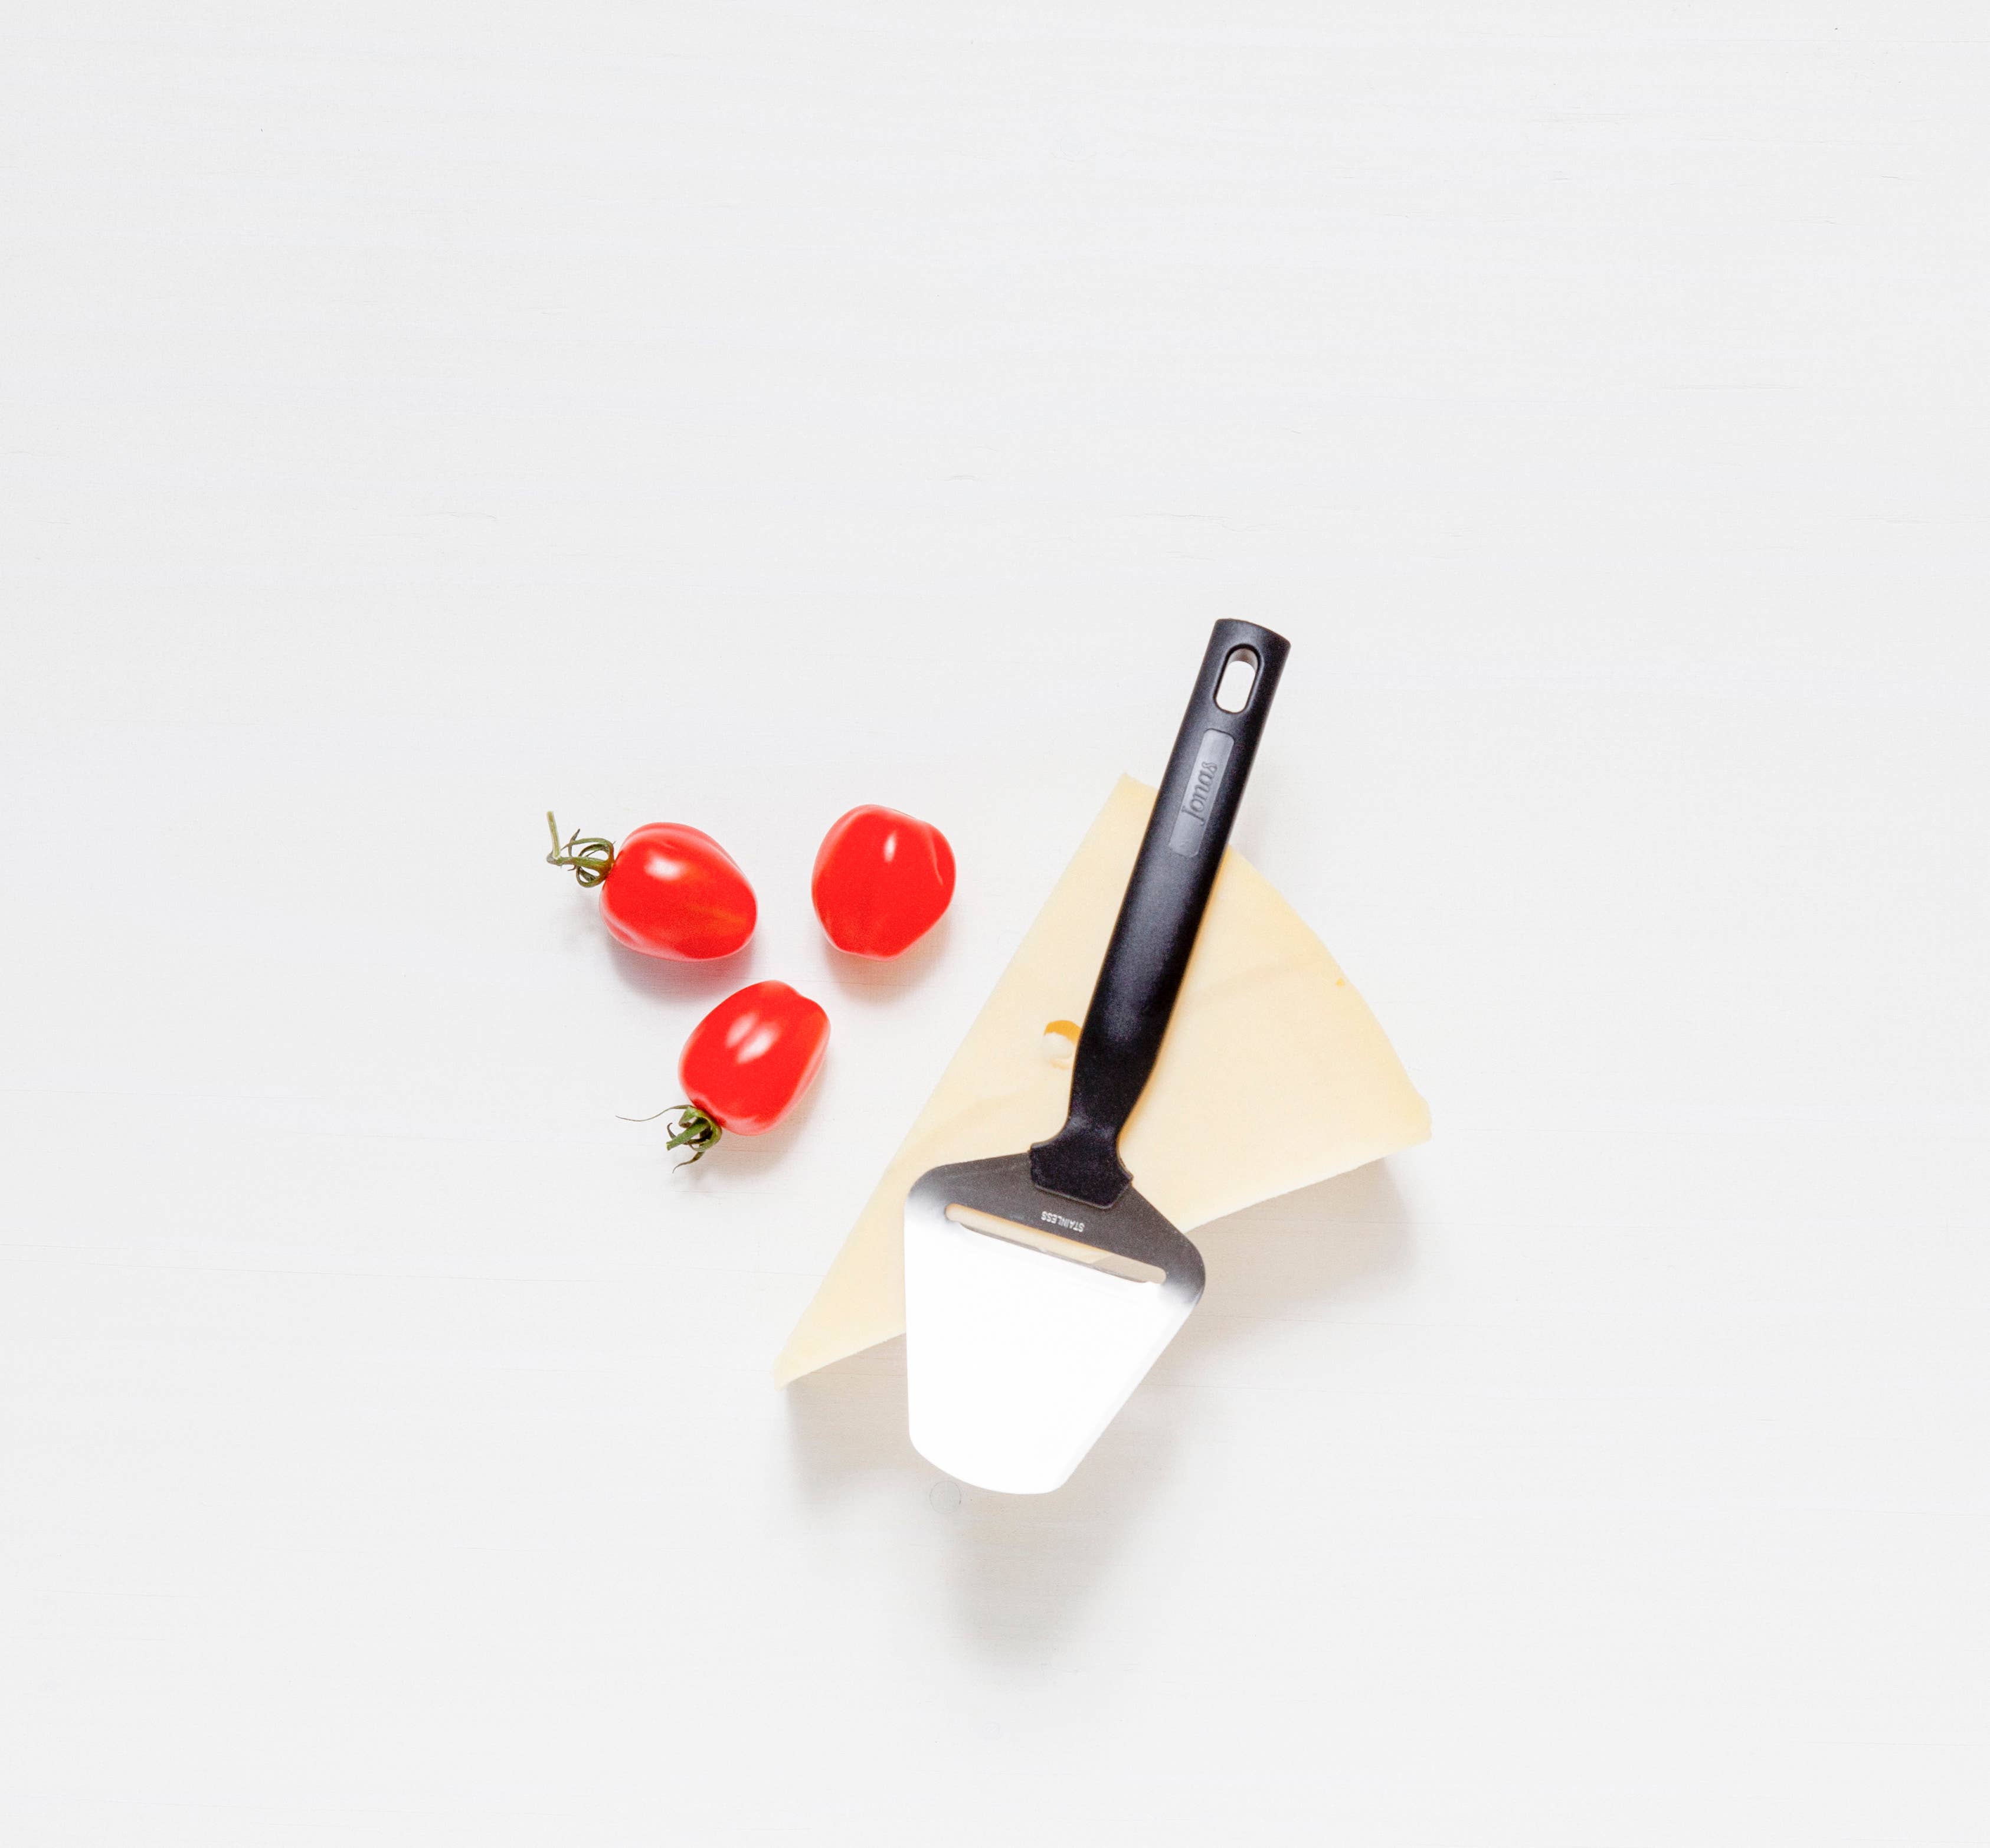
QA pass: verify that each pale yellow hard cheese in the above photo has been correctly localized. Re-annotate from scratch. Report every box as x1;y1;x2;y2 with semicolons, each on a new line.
774;776;1429;1384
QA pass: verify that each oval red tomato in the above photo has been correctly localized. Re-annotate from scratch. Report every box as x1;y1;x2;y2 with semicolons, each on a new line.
679;980;829;1136
600;823;756;961
811;805;955;958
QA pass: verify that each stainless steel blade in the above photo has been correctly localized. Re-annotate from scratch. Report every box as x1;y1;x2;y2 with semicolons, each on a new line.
904;1154;1205;1494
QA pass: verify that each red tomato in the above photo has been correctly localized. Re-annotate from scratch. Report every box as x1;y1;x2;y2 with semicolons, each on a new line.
599;823;756;961
811;805;955;958
679;980;829;1136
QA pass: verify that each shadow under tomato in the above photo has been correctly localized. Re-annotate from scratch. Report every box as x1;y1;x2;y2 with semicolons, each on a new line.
815;907;953;1007
604;932;756;1007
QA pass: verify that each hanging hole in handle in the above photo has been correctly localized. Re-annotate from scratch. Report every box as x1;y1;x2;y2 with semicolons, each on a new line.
1214;646;1259;713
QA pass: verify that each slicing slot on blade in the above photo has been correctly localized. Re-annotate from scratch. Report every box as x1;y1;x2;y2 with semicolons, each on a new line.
943;1204;1166;1285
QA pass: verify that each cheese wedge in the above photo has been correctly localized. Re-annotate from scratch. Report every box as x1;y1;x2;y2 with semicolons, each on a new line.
774;776;1429;1384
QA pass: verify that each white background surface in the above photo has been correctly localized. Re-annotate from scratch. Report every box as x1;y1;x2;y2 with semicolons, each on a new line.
4;4;1988;1842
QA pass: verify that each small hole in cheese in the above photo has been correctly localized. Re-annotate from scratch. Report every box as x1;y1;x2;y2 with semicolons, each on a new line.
1042;1020;1079;1068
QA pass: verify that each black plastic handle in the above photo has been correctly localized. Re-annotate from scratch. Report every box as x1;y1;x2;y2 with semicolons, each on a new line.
1031;620;1290;1208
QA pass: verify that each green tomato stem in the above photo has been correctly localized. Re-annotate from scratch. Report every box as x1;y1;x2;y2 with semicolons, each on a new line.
546;811;616;888
619;1102;724;1169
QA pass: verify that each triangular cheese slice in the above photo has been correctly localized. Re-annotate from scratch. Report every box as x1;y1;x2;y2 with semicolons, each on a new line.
774;776;1429;1383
